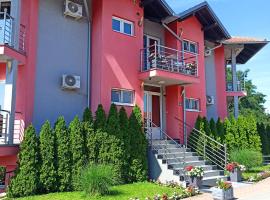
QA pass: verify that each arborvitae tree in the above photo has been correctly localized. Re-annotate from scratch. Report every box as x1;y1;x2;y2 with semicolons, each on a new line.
94;104;107;131
128;105;148;182
209;118;218;139
237;116;249;149
69;116;87;190
55;117;72;192
266;125;270;154
8;125;40;198
216;117;225;142
224;118;236;152
257;123;269;154
39;121;57;193
202;117;211;136
82;107;94;161
106;104;120;138
188;115;202;152
83;107;93;124
118;107;130;182
245;115;261;152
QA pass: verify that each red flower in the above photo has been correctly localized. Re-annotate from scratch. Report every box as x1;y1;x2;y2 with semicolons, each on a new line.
226;163;235;172
185;165;194;171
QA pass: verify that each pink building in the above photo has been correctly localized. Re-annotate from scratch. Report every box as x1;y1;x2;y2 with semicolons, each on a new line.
0;0;268;190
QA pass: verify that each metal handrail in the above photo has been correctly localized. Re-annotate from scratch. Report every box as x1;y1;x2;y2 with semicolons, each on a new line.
140;42;199;77
144;118;187;178
175;117;228;170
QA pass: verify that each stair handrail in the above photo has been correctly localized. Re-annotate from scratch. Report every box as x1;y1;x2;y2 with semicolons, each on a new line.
175;117;228;170
144;118;187;179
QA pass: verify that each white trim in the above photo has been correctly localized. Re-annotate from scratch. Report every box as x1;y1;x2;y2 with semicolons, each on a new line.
183;39;198;54
111;88;135;106
185;98;200;112
112;16;134;36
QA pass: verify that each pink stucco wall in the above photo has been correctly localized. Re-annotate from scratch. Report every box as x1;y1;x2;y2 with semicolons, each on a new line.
91;0;144;114
215;46;228;119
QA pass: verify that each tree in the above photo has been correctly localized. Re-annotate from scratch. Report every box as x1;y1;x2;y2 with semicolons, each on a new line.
83;107;93;124
106;104;120;138
69;116;87;190
128;105;148;182
55;117;72;192
202;117;211;136
257;123;269;155
8;125;40;198
209;118;218;139
82;107;94;161
94;104;107;131
39;121;57;193
216;117;225;142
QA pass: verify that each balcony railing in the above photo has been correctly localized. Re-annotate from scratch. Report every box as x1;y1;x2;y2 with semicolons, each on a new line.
0;9;26;53
140;43;198;77
0;110;24;145
226;81;245;92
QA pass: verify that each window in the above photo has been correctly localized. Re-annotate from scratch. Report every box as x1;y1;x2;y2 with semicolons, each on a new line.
0;1;11;19
185;98;200;111
112;17;134;36
111;89;134;106
183;40;198;54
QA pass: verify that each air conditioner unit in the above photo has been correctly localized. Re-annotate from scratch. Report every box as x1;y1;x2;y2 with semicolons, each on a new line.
62;74;80;89
204;47;212;57
206;95;215;105
64;0;83;19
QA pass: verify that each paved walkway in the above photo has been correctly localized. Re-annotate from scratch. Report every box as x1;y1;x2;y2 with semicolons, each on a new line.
184;177;270;200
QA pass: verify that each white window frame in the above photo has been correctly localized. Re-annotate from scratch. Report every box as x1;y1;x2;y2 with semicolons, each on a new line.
183;39;198;54
112;16;134;36
185;98;200;112
111;88;135;106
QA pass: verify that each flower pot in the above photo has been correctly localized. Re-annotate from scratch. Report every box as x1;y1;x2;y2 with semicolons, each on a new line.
188;176;203;188
230;168;242;182
212;187;234;200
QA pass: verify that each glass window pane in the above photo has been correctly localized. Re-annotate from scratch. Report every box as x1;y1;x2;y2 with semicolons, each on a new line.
183;41;189;51
124;22;132;35
112;18;121;32
185;99;190;109
122;91;133;104
111;90;121;103
190;43;197;53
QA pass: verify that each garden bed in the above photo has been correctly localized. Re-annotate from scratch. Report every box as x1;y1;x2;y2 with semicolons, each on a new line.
242;165;270;182
8;182;200;200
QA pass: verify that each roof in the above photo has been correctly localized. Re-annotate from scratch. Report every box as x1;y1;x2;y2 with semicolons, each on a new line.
177;1;231;41
224;37;269;64
141;0;175;22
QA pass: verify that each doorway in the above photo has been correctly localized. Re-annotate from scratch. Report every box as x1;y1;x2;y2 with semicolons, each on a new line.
144;85;163;140
143;34;161;70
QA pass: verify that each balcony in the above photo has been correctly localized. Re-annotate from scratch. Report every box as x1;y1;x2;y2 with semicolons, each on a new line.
0;110;24;148
139;44;200;86
226;81;247;97
0;10;26;64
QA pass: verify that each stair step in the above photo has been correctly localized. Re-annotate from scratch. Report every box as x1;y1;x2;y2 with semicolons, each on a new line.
173;165;218;175
157;148;191;154
157;152;196;159
166;156;203;163
202;175;228;186
169;160;209;169
151;140;179;145
204;170;224;178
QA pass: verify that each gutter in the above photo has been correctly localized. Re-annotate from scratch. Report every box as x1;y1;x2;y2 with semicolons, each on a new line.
83;0;91;108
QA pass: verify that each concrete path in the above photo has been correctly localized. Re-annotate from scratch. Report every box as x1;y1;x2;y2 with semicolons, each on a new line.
184;177;270;200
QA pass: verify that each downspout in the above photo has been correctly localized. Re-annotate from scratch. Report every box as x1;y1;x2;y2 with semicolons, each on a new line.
83;0;91;108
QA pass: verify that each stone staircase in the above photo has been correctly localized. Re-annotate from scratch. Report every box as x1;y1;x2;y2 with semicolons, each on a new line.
150;140;228;186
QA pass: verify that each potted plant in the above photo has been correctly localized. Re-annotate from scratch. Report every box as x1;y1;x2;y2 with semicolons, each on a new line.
212;179;234;200
226;162;245;182
185;166;204;188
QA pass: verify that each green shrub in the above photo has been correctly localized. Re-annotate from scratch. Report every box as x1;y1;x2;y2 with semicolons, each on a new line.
7;125;40;198
69;116;87;190
94;104;107;131
230;149;263;169
216;117;225;142
0;166;5;184
39;121;57;193
54;116;72;192
106;104;120;138
80;164;116;196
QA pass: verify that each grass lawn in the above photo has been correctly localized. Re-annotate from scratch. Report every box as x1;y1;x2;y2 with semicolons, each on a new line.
242;165;270;180
10;182;189;200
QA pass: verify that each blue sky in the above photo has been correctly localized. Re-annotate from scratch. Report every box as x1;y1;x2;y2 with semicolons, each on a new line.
166;0;270;111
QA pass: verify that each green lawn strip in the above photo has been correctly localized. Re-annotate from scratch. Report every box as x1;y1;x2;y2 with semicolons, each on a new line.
242;165;270;180
11;182;185;200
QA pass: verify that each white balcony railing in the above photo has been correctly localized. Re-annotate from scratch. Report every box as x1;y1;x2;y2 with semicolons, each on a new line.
0;9;26;53
140;43;199;77
0;110;24;145
226;80;245;92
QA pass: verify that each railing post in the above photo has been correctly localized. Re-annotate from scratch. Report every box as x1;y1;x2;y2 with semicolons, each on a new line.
154;41;157;69
224;144;227;168
3;8;7;44
203;135;206;159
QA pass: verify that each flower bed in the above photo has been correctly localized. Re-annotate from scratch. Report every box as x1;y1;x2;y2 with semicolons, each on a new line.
248;171;270;182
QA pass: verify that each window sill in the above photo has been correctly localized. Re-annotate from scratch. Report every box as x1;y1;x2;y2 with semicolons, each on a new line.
112;30;135;38
185;109;201;113
112;102;135;107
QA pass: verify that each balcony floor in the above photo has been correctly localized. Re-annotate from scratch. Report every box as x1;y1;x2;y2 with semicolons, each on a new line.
226;91;247;97
0;45;26;64
139;69;200;86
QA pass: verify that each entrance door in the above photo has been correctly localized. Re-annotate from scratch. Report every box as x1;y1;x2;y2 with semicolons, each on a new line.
143;35;161;70
144;91;162;140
